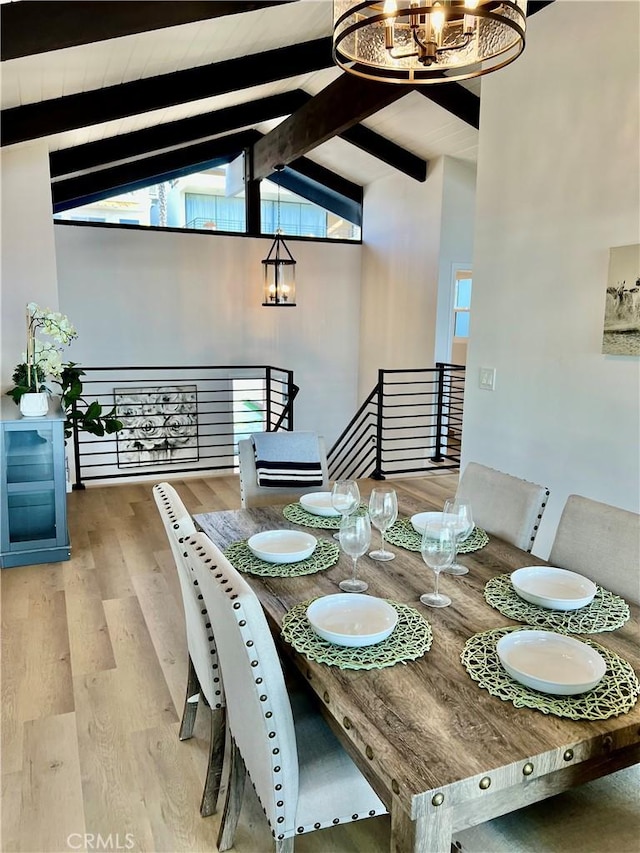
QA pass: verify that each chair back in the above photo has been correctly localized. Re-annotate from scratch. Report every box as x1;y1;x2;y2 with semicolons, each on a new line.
152;483;224;709
456;462;550;552
184;532;299;834
238;432;330;508
549;495;640;604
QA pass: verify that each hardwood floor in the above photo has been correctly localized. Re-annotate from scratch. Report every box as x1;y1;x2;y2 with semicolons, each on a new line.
1;472;458;853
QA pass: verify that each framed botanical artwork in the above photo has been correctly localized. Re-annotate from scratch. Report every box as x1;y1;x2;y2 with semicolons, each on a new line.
602;244;640;356
114;384;199;467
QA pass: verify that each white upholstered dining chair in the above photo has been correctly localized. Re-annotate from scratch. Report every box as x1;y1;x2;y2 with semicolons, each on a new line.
455;462;550;552
184;531;387;852
455;491;640;853
238;431;330;508
152;483;226;817
549;494;640;604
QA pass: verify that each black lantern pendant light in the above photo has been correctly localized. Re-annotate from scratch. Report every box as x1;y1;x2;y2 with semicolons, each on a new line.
262;166;296;307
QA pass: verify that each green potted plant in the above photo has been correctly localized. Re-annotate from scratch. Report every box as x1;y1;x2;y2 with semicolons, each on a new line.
6;303;123;439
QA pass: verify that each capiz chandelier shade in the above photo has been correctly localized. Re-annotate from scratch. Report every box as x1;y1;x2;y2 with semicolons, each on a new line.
333;0;527;84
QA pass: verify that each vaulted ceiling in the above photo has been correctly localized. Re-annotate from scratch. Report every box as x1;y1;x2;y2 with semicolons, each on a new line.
0;0;554;218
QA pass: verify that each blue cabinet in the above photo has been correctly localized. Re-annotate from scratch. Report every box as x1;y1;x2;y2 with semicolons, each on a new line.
0;399;70;568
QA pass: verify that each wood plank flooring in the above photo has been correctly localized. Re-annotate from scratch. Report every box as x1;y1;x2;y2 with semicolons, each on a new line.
1;472;458;853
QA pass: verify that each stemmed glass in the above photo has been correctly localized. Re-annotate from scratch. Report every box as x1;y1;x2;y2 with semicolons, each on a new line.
443;498;474;576
331;479;360;541
338;513;371;593
368;487;398;561
419;521;455;607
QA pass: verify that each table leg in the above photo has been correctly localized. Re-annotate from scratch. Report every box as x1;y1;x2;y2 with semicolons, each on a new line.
391;799;454;853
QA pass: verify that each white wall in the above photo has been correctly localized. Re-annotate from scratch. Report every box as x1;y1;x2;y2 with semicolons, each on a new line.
359;157;446;399
435;157;476;365
54;224;362;443
462;1;640;556
1;142;59;386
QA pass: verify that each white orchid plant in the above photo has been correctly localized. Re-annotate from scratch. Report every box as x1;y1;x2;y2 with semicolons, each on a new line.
8;303;122;439
20;302;78;393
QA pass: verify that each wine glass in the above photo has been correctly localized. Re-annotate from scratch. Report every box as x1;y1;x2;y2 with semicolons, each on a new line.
331;479;360;541
442;498;474;575
338;513;371;593
419;521;455;607
368;487;398;561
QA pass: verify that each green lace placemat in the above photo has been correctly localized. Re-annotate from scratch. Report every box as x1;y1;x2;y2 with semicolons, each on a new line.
484;574;630;635
385;517;489;554
281;599;433;670
283;501;368;530
461;626;639;720
224;538;340;577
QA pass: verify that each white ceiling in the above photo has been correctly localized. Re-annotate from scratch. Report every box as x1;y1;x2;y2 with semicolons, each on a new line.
1;1;479;188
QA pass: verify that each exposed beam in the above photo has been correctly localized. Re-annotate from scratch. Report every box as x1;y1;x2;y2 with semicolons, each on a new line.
339;125;427;182
1;37;333;147
273;166;362;228
52;130;260;212
1;1;296;61
416;83;480;129
285;157;363;206
252;73;412;180
527;1;555;15
49;88;427;187
49;91;311;178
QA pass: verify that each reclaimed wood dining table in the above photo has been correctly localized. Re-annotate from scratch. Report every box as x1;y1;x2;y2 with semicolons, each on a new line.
194;490;640;853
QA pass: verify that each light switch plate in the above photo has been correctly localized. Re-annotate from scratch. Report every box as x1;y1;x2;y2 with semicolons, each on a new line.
479;367;496;391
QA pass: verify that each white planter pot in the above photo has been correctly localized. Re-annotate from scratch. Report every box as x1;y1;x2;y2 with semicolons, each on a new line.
19;392;49;417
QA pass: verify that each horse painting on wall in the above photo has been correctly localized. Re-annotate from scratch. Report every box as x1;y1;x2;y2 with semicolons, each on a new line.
602;244;640;356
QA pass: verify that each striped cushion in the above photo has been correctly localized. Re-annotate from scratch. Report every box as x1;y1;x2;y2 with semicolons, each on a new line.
253;432;324;488
254;459;324;487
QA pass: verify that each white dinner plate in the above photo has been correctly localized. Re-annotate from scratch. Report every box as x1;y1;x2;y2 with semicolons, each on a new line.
410;511;458;535
306;594;398;648
247;529;317;564
511;566;597;611
299;491;340;517
496;630;606;695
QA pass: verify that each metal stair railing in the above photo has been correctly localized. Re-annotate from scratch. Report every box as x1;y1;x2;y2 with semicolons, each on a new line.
70;364;296;488
327;363;465;481
327;386;379;480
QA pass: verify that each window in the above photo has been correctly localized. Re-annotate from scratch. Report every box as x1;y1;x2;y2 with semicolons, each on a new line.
260;178;360;241
453;273;472;339
232;378;265;451
53;163;361;241
185;191;245;233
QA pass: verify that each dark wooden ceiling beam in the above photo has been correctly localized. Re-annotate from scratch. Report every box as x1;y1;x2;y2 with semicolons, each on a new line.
416;83;480;129
49;84;428;185
49;90;311;178
52;129;260;212
285;157;363;205
1;37;333;147
527;1;555;15
273;164;362;228
339;125;427;182
1;1;296;61
252;73;412;181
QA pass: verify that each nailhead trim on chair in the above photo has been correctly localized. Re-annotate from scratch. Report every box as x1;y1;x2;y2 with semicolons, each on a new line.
527;488;551;552
188;543;291;838
154;483;229;810
154;487;225;705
